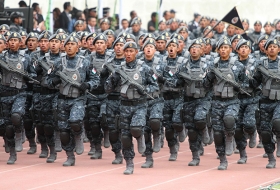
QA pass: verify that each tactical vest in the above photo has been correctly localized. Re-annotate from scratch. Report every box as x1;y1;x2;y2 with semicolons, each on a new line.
90;52;106;74
120;60;144;99
261;57;280;100
254;51;260;60
59;55;84;98
40;52;57;87
184;58;207;98
213;57;237;98
1;51;25;89
242;58;256;93
148;57;161;98
162;56;184;92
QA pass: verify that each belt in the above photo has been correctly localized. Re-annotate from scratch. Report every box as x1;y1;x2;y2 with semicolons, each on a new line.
120;98;146;106
184;96;199;102
163;92;180;100
58;94;77;100
213;96;237;101
90;90;106;95
107;95;119;100
238;93;254;99
0;89;25;97
39;87;58;95
259;98;280;104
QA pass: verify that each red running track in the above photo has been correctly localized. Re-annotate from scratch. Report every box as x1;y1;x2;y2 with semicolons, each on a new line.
0;139;279;190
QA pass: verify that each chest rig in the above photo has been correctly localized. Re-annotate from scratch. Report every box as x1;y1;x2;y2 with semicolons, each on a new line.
213;57;237;98
120;60;144;99
243;58;256;93
59;55;84;98
184;58;207;98
162;56;184;92
90;52;106;74
1;51;25;89
40;52;56;87
261;57;280;100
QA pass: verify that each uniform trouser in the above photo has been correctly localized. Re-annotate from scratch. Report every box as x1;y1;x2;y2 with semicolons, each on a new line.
106;99;122;153
23;91;35;140
211;98;240;156
235;97;258;151
32;93;58;147
162;97;183;147
119;102;147;160
182;98;211;152
57;96;86;152
144;98;164;156
0;91;27;148
84;94;107;146
259;98;280;154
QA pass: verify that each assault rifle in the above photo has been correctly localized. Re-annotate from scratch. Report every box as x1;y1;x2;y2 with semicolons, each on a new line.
0;60;40;84
56;71;97;98
257;65;280;81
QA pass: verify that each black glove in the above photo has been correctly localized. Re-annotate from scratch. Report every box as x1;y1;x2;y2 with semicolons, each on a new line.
52;77;61;85
79;82;90;91
137;88;146;95
100;68;109;77
157;75;166;83
206;71;216;81
175;78;184;87
34;66;43;74
112;72;121;84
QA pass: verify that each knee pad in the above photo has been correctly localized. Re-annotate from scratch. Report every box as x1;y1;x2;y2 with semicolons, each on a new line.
109;130;119;144
5;125;14;138
60;130;70;146
188;129;198;142
23;119;33;131
130;126;142;138
272;119;280;133
121;134;132;149
36;123;45;135
69;121;82;132
149;119;160;131
195;119;207;130
214;131;224;146
44;124;54;136
165;128;174;141
11;113;21;127
261;131;272;144
172;123;183;132
223;116;235;131
234;127;244;140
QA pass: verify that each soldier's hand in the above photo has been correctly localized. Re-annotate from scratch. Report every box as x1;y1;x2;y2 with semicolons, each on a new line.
175;78;184;87
137;88;146;95
79;82;90;91
100;68;109;77
52;77;62;86
206;71;215;81
157;75;166;83
112;72;121;84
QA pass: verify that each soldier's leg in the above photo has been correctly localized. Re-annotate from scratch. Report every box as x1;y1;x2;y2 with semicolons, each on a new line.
243;102;258;148
121;129;134;174
223;101;240;156
255;108;263;148
130;105;147;154
84;107;94;155
272;103;280;159
141;126;153;168
52;94;62;152
6;125;17;164
172;102;186;142
100;100;110;148
44;124;56;163
69;98;86;155
260;101;276;168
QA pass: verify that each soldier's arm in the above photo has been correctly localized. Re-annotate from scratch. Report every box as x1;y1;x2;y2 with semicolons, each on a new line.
202;70;215;89
249;66;263;88
145;66;159;93
84;59;100;91
25;55;37;78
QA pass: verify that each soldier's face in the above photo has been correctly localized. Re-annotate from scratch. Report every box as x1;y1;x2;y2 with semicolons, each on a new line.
39;39;49;52
237;45;251;57
75;24;84;32
126;38;134;43
190;45;201;59
216;22;225;32
144;44;156;58
227;25;235;36
242;22;249;30
138;36;144;46
20;36;27;47
121;20;129;29
205;44;212;54
8;38;20;51
267;44;279;56
65;42;79;57
27;38;38;51
210;20;217;28
264;25;273;34
178;40;185;52
94;40;107;54
106;35;115;48
218;45;232;59
101;22;110;31
0;40;6;53
0;29;7;34
170;21;178;30
200;43;206;55
132;24;140;32
49;39;61;53
204;30;213;38
87;37;94;49
167;43;178;58
156;40;166;51
232;39;240;50
60;40;65;51
81;37;88;48
179;30;188;39
254;24;262;32
124;48;138;63
259;40;267;51
235;28;243;34
114;43;124;57
200;19;207;28
159;22;166;30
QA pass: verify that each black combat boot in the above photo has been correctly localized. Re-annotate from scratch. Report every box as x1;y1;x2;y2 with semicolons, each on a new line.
123;159;134;175
91;144;102;159
237;149;247;164
39;143;49;158
63;151;75;166
152;130;161;153
7;147;17;164
103;130;110;148
137;134;146;154
88;141;95;155
249;131;257;148
54;131;62;152
202;127;210;144
74;134;84;155
276;138;280;157
27;138;37;154
46;146;57;163
218;155;228;170
112;151;123;164
257;135;263;148
188;151;200;166
15;132;23;152
169;144;178;161
141;154;153;168
225;133;234;156
266;153;276;168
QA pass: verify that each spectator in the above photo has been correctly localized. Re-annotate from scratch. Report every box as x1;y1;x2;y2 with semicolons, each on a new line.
188;12;201;32
53;8;61;31
18;0;27;7
170;9;176;19
32;3;44;24
115;18;129;36
163;11;171;21
33;10;46;33
85;16;97;33
147;12;157;33
129;10;137;26
68;10;85;33
59;2;72;32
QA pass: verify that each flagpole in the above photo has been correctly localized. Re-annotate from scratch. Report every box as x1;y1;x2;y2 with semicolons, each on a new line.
27;0;31;33
49;0;53;33
98;0;103;19
119;0;123;29
203;20;221;38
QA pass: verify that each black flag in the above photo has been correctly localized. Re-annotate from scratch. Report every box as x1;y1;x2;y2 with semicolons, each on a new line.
221;7;244;30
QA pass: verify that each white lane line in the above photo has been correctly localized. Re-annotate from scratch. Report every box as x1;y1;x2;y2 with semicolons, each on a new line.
27;152;187;190
137;154;263;190
244;177;280;190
